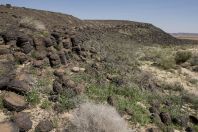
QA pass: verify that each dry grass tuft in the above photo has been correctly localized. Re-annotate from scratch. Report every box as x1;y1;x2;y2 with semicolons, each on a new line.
69;102;132;132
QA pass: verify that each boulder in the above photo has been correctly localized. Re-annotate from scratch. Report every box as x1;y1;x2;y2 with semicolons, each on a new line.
159;112;171;125
0;76;11;89
48;53;61;68
7;79;30;94
107;96;115;106
54;69;65;78
149;106;159;114
189;115;198;125
62;79;76;89
3;92;28;112
44;37;56;47
53;80;63;94
1;32;17;42
0;121;19;132
35;120;53;132
62;38;72;49
13;112;32;131
33;37;45;50
33;60;44;68
172;116;188;127
71;67;85;73
13;52;28;64
58;51;67;65
16;36;33;54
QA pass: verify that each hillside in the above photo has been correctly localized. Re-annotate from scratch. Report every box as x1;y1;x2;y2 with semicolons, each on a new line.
0;5;198;132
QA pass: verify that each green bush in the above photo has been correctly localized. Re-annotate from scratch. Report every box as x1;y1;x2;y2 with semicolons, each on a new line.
26;89;40;106
40;99;52;109
175;50;192;64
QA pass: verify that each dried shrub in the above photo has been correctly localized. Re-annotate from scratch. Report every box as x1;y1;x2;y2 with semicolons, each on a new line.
69;102;131;132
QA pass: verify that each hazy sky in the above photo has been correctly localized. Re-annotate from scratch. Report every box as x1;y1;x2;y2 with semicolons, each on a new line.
1;0;198;33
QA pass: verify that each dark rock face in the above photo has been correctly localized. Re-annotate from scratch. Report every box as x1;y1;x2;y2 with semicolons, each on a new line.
189;115;198;125
48;53;61;68
159;112;171;125
7;79;30;94
13;112;32;131
0;121;19;132
3;92;28;112
35;120;53;132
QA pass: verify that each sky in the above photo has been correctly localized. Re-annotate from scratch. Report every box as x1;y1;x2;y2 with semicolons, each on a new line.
0;0;198;33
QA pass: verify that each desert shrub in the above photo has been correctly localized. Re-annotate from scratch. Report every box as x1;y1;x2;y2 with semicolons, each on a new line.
69;102;131;132
157;51;176;69
175;50;192;64
161;82;184;92
26;89;40;106
19;17;46;31
190;54;198;66
40;99;52;109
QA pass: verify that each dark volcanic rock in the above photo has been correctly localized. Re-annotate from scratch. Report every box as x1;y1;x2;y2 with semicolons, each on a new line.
189;115;198;125
13;112;32;131
149;106;159;114
58;51;67;65
0;76;11;89
172;116;188;127
35;120;53;132
63;38;72;49
16;36;34;54
107;96;115;106
48;53;61;68
53;80;63;94
44;36;57;47
159;112;171;125
0;121;19;132
3;92;28;112
7;79;30;94
13;52;28;64
1;31;18;42
185;127;195;132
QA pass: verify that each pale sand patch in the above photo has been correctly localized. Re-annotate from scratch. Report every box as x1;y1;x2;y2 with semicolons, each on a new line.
140;64;198;96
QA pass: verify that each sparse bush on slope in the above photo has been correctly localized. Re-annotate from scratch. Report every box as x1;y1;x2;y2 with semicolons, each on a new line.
175;50;192;64
69;102;132;132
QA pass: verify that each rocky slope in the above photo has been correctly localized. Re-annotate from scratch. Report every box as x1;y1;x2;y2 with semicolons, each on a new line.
0;4;198;132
